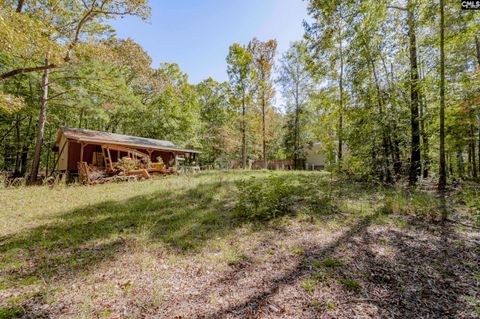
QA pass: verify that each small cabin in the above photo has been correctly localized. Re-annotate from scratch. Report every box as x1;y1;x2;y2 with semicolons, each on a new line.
52;127;200;174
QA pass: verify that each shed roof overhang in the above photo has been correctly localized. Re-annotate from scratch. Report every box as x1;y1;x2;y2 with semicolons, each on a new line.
52;127;201;154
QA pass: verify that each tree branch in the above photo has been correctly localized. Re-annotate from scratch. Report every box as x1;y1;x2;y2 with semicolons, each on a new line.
64;0;97;62
47;90;73;101
16;0;25;12
2;0;147;80
387;5;407;11
0;64;57;80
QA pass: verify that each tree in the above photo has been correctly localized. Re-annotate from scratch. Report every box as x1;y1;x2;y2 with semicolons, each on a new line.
29;56;50;182
0;0;150;80
406;0;422;185
278;42;315;169
137;63;200;146
226;43;255;169
196;78;235;165
476;36;480;175
248;38;277;168
304;0;351;164
438;0;446;189
386;1;422;185
1;0;151;182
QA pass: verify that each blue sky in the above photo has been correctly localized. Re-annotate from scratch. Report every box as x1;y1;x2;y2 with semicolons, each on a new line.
110;0;308;84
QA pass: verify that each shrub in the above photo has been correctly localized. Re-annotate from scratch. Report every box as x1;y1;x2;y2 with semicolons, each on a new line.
235;173;337;220
235;174;294;220
462;185;480;226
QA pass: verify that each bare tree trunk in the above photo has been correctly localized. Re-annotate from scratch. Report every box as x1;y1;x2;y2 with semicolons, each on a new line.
79;107;84;128
445;152;449;176
262;90;267;169
468;145;473;176
407;1;421;185
338;24;344;163
241;95;247;169
438;0;447;189
457;148;464;178
364;40;392;183
471;124;477;178
45;144;50;177
20;116;33;176
392;140;401;177
419;97;430;178
373;72;392;183
419;64;430;178
475;37;480;176
293;81;300;170
14;114;22;176
16;0;25;12
382;59;402;178
475;36;480;67
29;56;50;183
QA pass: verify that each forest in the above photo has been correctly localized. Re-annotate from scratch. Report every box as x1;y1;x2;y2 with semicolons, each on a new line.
0;0;479;318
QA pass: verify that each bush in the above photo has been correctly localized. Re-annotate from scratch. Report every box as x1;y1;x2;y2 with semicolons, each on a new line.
235;174;295;220
235;173;336;220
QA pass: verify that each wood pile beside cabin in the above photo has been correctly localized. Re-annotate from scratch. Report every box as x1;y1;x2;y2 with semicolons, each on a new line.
52;127;201;184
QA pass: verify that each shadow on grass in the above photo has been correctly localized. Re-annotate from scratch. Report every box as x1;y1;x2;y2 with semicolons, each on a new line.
204;210;381;319
0;173;391;290
0;172;381;289
204;192;478;318
3;172;467;318
0;178;243;293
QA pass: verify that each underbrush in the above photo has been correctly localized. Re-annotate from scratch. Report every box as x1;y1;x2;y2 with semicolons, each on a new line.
459;183;480;226
381;190;439;219
235;172;335;220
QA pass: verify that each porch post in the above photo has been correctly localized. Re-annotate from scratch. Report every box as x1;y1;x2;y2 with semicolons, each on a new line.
80;143;85;163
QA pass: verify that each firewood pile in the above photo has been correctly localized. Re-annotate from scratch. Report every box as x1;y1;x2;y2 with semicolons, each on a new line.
78;161;139;185
77;156;174;185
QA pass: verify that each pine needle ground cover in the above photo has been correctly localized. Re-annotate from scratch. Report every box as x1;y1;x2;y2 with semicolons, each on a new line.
0;171;478;318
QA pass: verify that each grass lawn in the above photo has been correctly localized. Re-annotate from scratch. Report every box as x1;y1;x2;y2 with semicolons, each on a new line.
0;171;479;318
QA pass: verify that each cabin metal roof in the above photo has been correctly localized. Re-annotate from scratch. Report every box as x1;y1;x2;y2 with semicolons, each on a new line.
54;127;201;154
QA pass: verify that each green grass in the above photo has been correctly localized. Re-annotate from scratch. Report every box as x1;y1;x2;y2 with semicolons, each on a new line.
0;170;474;316
311;270;327;282
323;258;344;268
325;299;337;310
0;306;23;319
301;278;316;294
340;278;362;292
459;182;480;226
